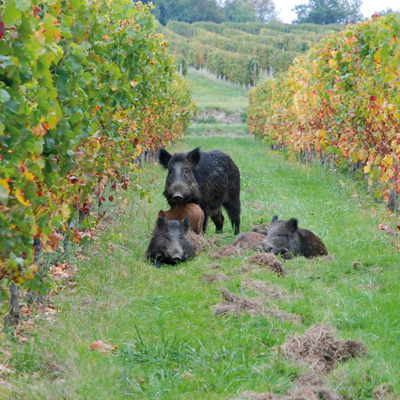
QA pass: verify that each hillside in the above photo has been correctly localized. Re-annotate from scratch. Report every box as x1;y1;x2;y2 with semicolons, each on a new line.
162;21;342;85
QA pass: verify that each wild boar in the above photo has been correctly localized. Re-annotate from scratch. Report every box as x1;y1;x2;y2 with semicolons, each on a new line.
260;215;328;259
146;216;195;267
158;203;204;235
159;147;241;234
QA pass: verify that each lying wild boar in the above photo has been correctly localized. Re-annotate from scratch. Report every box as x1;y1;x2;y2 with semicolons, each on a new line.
158;203;204;235
159;147;241;234
146;216;195;267
260;215;328;259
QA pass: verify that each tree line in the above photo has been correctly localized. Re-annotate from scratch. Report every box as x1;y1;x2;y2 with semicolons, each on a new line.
143;0;397;26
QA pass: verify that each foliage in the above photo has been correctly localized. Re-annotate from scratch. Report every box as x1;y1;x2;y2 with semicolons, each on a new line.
248;13;400;202
143;0;226;25
0;0;193;311
293;0;363;25
144;0;277;25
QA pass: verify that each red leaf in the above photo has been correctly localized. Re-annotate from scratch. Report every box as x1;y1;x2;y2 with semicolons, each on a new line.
0;18;5;40
370;95;376;102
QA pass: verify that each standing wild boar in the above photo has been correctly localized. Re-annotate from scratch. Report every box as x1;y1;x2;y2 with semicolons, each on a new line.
260;215;328;259
159;147;241;234
146;216;195;267
158;203;204;235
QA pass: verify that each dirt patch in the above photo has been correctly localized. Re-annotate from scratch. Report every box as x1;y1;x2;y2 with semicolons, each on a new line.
281;324;366;373
214;288;300;324
242;278;285;300
238;373;342;400
214;288;264;317
232;231;267;250
202;273;229;283
247;253;285;276
187;232;219;252
206;263;221;269
210;245;244;259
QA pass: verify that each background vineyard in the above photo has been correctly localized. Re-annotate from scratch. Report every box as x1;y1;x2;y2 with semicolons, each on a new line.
162;21;342;85
248;13;400;212
0;0;193;312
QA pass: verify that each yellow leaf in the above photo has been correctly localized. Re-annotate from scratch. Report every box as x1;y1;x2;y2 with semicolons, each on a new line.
363;165;371;173
24;170;36;181
328;59;337;69
15;189;31;206
25;264;39;280
0;179;10;194
383;154;393;166
387;168;394;179
358;149;368;161
60;203;71;221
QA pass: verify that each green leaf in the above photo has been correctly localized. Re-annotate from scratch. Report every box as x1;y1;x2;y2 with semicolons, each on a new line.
0;89;11;103
3;99;20;113
15;0;31;12
2;1;22;27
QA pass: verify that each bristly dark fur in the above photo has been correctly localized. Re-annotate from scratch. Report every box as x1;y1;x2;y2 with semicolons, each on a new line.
261;215;328;258
159;147;241;234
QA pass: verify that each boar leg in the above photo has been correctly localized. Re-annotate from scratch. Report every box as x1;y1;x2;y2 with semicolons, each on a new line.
223;198;241;235
210;208;225;233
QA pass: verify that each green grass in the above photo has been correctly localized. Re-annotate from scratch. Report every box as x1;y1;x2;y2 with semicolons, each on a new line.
188;68;248;110
3;67;400;400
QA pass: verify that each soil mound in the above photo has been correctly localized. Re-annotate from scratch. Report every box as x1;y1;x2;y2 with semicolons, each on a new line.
247;253;285;276
214;288;264;317
281;324;366;373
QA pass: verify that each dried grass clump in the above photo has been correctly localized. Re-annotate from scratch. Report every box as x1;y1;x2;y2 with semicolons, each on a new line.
206;263;221;269
202;273;229;283
187;232;221;252
281;324;366;373
214;288;264;317
247;253;285;276
373;383;396;400
210;245;243;260
237;374;342;400
187;231;208;251
242;278;285;300
232;231;267;250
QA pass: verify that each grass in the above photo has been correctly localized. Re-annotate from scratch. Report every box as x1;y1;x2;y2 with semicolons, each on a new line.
2;70;400;400
187;68;248;110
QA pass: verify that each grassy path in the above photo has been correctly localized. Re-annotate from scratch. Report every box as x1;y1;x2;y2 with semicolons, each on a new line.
3;70;400;400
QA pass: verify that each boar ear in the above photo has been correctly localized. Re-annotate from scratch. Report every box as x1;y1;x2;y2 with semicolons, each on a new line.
159;148;172;169
181;217;190;234
156;215;167;229
286;218;298;233
271;215;279;223
187;147;201;166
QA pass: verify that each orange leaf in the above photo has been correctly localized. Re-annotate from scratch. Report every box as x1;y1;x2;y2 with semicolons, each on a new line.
90;340;117;354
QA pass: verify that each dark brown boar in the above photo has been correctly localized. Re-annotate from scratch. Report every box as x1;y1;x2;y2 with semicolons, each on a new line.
158;203;204;235
146;216;195;268
159;147;241;234
260;215;328;259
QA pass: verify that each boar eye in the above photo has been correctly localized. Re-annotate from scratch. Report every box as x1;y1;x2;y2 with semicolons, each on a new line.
166;234;171;240
183;168;188;175
179;235;183;240
168;168;174;175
